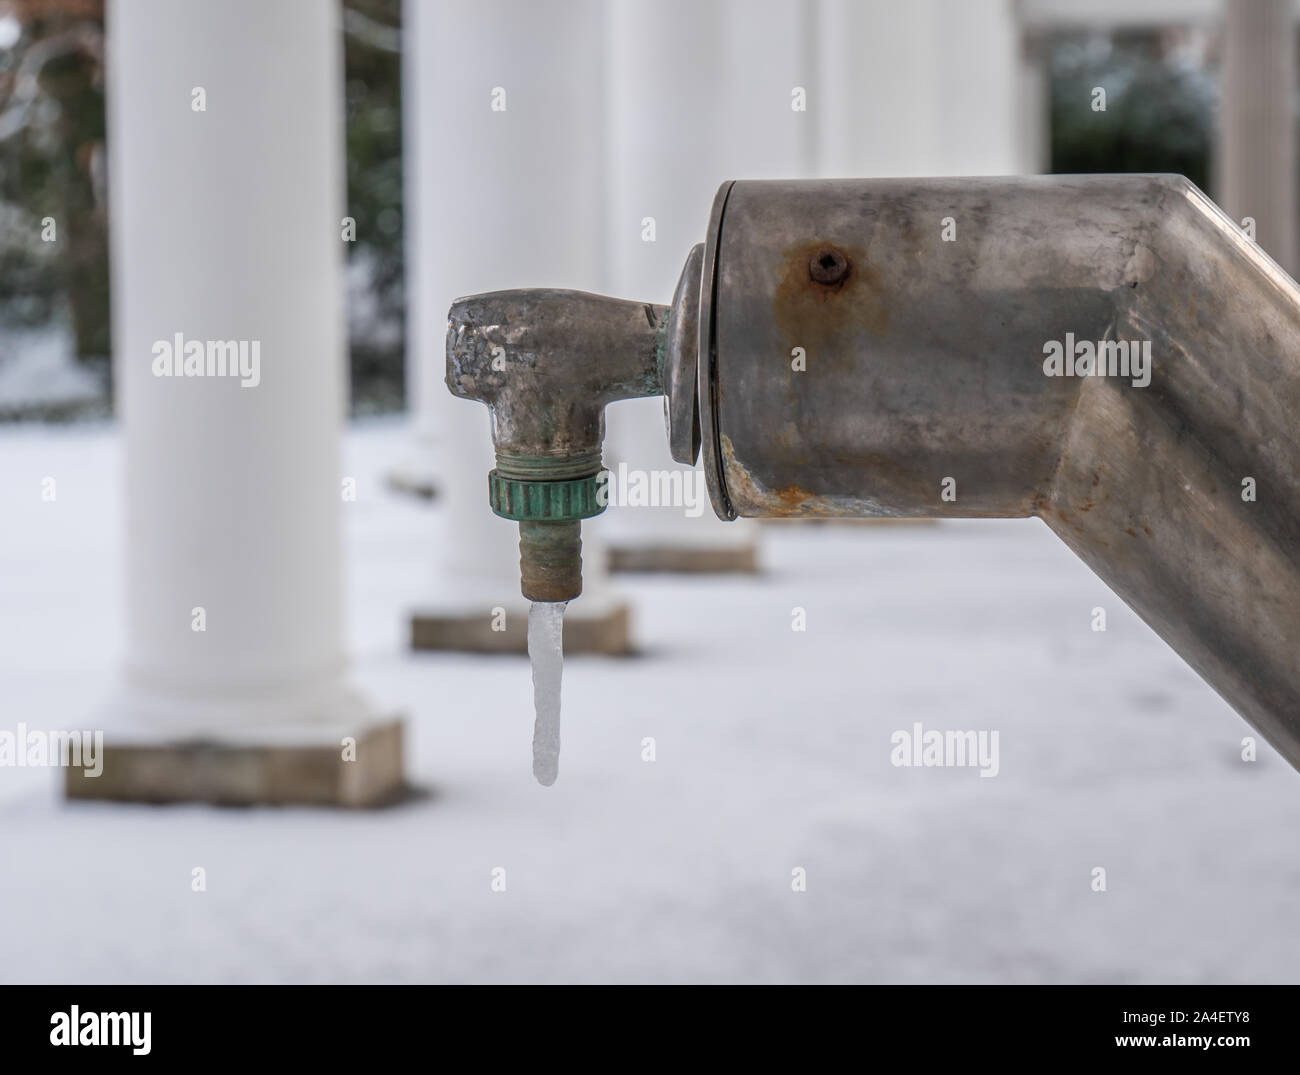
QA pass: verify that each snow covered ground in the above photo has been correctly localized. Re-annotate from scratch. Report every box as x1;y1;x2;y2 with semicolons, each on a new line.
1;419;1298;984
0;324;104;420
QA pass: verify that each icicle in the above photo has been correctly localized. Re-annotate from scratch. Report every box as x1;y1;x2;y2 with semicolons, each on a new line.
527;600;567;786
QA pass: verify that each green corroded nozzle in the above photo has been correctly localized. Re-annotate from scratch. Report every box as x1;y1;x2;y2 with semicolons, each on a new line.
488;461;607;603
516;522;582;603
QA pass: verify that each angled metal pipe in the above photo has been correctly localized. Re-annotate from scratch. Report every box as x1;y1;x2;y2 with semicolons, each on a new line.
697;174;1300;768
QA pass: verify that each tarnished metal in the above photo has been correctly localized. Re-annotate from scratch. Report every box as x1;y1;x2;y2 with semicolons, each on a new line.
447;288;668;465
807;246;851;286
663;242;704;465
697;174;1300;770
448;173;1300;773
698;180;736;519
446;288;668;602
518;520;584;604
488;469;606;522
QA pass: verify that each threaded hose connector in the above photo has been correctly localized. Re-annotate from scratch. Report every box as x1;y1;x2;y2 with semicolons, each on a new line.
518;520;582;602
487;469;606;522
487;460;605;604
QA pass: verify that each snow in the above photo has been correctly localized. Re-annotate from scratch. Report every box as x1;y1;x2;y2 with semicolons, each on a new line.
0;322;103;413
0;418;1298;983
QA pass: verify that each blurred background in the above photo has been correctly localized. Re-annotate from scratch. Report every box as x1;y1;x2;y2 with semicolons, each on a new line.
1;0;1299;984
0;0;1232;421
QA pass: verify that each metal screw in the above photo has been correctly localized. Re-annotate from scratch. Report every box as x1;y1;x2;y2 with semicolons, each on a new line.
808;247;850;286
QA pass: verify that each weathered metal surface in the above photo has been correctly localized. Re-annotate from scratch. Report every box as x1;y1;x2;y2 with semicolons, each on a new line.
664;242;704;465
701;176;1140;519
447;288;668;467
446;288;669;601
518;520;584;603
488;469;605;522
698;180;736;519
698;174;1300;770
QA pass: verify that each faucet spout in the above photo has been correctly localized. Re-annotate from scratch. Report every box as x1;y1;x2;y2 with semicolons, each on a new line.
445;287;676;602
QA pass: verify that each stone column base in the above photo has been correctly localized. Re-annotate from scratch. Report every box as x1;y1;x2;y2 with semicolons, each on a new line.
64;717;405;808
608;543;759;574
385;467;438;501
385;438;440;500
410;601;632;655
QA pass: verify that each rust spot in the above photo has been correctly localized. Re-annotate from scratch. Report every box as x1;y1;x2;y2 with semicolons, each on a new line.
1124;527;1138;537
772;239;888;354
1143;525;1152;536
720;434;901;517
773;485;816;512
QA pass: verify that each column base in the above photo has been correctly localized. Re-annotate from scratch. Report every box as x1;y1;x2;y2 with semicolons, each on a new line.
64;717;406;808
410;601;632;655
385;464;438;501
608;543;759;574
384;428;440;500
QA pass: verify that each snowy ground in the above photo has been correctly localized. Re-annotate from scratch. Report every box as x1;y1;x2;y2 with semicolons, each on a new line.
0;324;104;420
1;419;1298;984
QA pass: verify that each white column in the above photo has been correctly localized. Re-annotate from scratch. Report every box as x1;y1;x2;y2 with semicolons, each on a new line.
814;0;1023;178
387;0;442;499
929;0;1023;176
409;0;629;651
1016;26;1051;177
603;0;802;567
106;0;369;736
720;0;818;180
1218;0;1297;275
814;0;942;177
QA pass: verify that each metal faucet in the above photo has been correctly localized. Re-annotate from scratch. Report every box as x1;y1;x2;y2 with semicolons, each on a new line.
445;278;691;602
447;174;1300;775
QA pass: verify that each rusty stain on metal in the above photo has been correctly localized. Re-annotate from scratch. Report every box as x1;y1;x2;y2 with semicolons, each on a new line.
772;239;887;352
719;433;901;518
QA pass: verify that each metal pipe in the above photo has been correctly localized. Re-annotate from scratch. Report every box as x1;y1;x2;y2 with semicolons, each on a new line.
448;173;1300;772
698;174;1300;768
